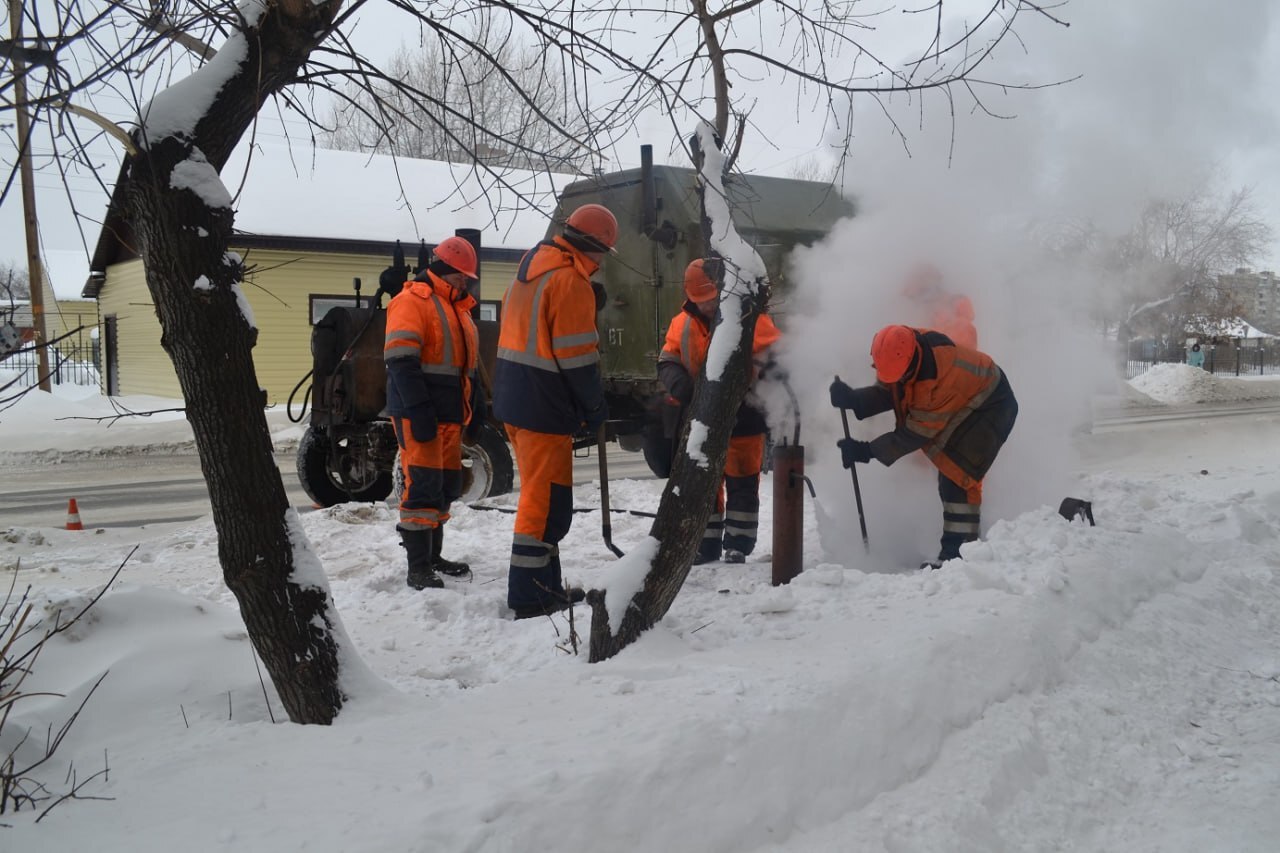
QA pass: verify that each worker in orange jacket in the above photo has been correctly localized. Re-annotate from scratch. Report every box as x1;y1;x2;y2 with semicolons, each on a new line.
829;325;1017;567
658;258;781;564
384;236;483;590
903;263;978;350
492;204;615;619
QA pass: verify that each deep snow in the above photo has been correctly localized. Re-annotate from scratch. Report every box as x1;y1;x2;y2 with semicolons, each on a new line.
0;365;1278;851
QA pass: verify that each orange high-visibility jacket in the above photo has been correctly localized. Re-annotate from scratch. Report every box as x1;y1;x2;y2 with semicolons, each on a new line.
384;273;479;425
658;302;780;435
868;328;1016;490
492;237;605;434
659;303;780;378
931;294;978;350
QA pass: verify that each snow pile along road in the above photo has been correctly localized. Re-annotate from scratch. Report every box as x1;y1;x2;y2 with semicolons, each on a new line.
1129;362;1280;404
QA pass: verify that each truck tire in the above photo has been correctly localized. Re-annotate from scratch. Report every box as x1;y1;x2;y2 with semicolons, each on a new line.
388;422;516;507
297;426;394;507
461;422;514;500
641;429;673;479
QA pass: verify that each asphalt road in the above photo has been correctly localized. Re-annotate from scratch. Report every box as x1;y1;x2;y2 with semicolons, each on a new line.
0;446;655;530
5;397;1278;530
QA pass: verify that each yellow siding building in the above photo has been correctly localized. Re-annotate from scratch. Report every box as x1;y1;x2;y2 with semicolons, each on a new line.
84;145;565;401
92;242;522;403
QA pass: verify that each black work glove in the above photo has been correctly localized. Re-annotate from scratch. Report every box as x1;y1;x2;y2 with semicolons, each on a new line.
465;391;487;443
407;405;437;443
583;401;608;433
831;380;892;421
829;378;859;410
837;438;873;468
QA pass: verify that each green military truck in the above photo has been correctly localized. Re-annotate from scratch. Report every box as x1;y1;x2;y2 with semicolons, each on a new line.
296;146;854;506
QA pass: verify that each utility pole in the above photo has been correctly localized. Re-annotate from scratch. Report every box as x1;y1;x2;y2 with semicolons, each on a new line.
9;0;52;391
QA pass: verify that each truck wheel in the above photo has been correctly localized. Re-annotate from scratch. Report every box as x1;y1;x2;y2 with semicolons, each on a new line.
297;426;393;507
641;420;673;479
461;423;514;500
387;423;514;507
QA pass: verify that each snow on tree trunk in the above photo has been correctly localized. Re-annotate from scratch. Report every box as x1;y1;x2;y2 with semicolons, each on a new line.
588;123;770;662
124;1;352;723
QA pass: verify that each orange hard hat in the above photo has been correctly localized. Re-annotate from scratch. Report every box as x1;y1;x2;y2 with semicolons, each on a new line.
871;324;920;384
433;236;479;279
564;203;619;252
683;259;719;303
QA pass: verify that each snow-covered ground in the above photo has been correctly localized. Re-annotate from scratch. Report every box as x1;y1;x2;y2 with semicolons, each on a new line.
1;364;1279;851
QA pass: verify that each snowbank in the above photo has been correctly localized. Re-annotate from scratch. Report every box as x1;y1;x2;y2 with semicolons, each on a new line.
1129;362;1280;404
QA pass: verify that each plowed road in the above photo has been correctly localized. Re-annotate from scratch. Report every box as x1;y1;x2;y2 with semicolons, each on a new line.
0;448;654;530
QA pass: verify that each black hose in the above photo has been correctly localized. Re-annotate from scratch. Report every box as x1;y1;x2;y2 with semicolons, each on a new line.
286;370;313;423
466;501;656;519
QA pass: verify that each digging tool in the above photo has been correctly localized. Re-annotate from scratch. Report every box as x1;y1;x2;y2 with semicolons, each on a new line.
598;422;624;557
835;374;870;552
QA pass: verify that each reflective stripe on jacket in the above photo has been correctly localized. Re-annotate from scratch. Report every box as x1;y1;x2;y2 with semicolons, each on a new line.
492;237;605;434
384;273;478;424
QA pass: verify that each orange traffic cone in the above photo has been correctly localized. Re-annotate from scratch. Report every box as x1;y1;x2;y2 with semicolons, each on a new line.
65;498;84;531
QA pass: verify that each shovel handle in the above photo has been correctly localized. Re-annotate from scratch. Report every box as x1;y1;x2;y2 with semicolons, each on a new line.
598;423;624;557
835;376;870;552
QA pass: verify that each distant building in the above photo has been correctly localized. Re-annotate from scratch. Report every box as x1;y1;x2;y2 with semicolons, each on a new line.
1217;268;1280;335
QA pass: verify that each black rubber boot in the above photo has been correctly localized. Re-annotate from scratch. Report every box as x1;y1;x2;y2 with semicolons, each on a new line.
432;525;471;577
510;553;584;620
400;528;443;590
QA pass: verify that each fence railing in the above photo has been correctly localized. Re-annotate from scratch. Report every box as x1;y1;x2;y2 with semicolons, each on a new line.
0;324;100;389
1124;340;1280;380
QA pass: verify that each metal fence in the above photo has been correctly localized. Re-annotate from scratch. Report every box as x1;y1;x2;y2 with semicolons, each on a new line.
0;322;100;389
1124;338;1280;380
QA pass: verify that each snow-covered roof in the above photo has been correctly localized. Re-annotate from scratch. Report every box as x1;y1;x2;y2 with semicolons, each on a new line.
1188;315;1277;339
224;144;570;250
42;249;92;301
86;143;575;296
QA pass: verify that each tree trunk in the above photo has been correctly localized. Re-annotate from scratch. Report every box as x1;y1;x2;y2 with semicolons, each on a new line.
586;300;760;661
121;2;348;723
588;128;765;660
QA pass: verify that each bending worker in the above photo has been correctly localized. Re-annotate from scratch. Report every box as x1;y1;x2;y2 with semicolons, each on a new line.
658;258;780;565
829;325;1017;568
384;236;484;590
493;203;615;619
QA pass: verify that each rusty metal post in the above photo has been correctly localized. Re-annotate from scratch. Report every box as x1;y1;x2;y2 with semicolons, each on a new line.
772;442;805;585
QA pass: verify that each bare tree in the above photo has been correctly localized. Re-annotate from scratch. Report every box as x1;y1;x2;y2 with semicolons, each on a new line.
1117;184;1270;341
0;262;29;300
1;0;1067;710
1052;180;1272;346
323;37;593;173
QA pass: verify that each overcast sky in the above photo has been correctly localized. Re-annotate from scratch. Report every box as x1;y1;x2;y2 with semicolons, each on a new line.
3;0;1279;298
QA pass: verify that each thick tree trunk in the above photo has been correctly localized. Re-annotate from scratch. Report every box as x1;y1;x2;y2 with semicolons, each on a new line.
120;1;348;723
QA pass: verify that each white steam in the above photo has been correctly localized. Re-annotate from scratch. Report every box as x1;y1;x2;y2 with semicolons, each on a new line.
764;0;1280;568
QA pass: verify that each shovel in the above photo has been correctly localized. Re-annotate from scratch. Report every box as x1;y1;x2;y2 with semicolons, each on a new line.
597;422;624;557
835;375;870;552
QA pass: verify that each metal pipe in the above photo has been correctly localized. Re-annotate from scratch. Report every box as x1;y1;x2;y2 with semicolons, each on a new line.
640;144;656;235
455;227;482;319
771;442;806;585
